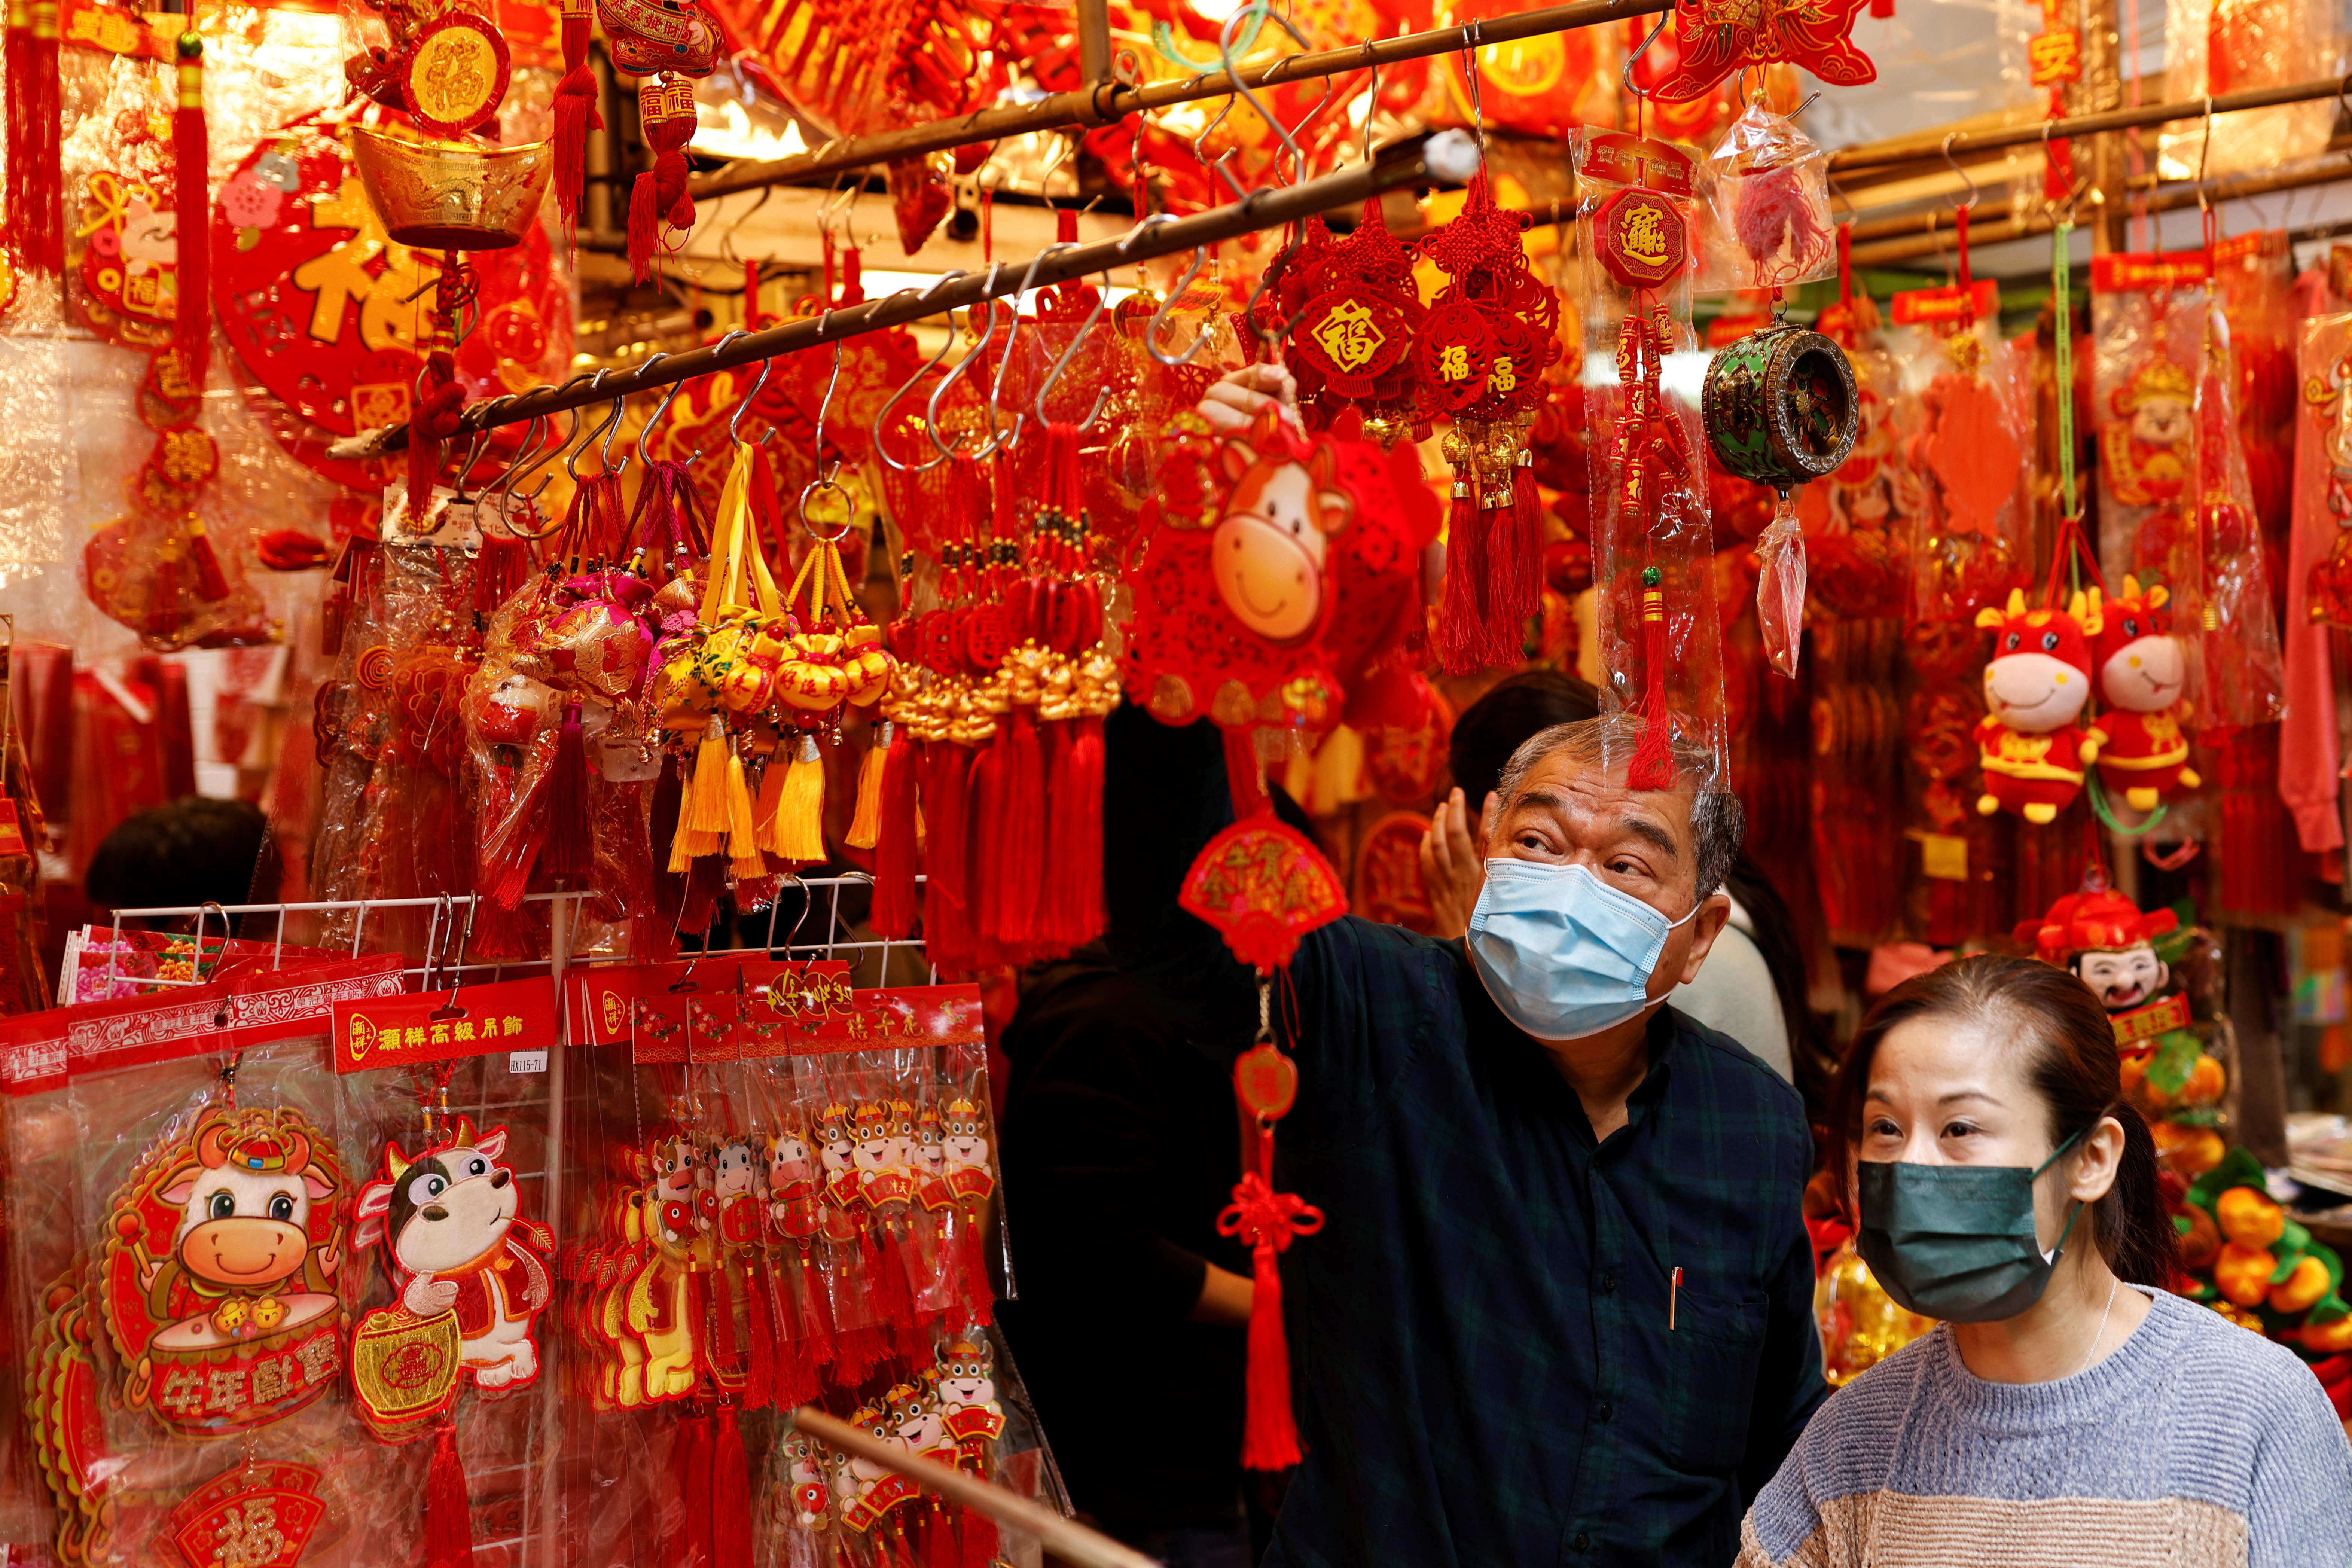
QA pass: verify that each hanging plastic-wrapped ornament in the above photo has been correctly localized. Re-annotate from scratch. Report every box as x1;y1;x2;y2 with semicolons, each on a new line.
1702;315;1857;675
1699;102;1854;677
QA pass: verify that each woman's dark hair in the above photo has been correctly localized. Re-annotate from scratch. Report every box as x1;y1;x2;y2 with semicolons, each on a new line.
1449;669;1599;810
85;796;269;915
1826;952;2178;1290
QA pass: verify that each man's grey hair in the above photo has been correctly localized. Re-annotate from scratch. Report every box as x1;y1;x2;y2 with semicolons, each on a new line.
1491;715;1744;901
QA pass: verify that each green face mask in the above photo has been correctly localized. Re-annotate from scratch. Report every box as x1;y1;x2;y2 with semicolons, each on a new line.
1856;1129;2084;1323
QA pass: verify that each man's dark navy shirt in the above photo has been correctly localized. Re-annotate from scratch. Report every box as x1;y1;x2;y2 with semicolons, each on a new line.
1104;709;1827;1568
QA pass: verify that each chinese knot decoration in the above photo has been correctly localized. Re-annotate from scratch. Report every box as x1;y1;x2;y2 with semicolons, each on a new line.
1646;0;1877;103
1418;172;1564;674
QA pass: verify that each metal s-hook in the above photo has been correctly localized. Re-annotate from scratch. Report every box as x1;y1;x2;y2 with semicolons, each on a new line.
974;247;1065;460
1458;18;1487;145
730;354;778;445
1941;132;1980;212
874;278;969;473
479;406;549;522
924;262;1007;460
1622;12;1668;99
449;412;499;500
1146;245;1214;366
634;353;684;467
566;370;617;481
809;311;843;478
1035;262;1115;430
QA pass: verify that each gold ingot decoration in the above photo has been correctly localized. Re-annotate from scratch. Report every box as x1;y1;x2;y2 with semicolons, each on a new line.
350;125;552;251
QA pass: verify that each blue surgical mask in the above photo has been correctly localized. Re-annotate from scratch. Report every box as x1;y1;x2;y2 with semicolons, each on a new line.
1465;859;1700;1041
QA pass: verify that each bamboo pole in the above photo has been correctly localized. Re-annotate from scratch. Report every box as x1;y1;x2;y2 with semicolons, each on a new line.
790;1407;1160;1568
688;0;1672;198
352;129;1483;454
1826;72;2350;175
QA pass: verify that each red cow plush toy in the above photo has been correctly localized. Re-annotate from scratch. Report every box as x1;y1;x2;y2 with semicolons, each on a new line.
2091;574;2200;812
1973;588;2103;825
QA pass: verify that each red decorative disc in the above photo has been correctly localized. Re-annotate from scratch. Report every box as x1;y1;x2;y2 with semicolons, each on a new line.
1234;1043;1299;1121
1593;186;1688;289
400;12;513;138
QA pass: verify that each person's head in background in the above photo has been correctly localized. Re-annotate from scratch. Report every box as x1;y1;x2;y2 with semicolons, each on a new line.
1447;669;1602;841
86;796;270;932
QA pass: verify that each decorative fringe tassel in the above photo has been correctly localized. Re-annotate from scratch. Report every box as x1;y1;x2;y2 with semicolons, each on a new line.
1240;1229;1304;1471
921;1503;959;1568
956;1510;1000;1568
741;1261;774;1409
1063;716;1105;944
1503;451;1544;624
924;743;973;948
873;730;920;936
997;710;1043;945
173;33;208;375
830;1323;888;1389
712;1406;753;1568
676;1413;714;1568
475;534;532;617
679;854;724;936
791;1252;836;1375
425;1422;475;1568
480;760;552;910
760;732;827;863
968;727;1007;953
859;1228;915;1338
708;1266;744;1375
1436;469;1505;674
627;76;698;283
541;703;593;879
957;1224;994;1329
679;716;736;861
1626;568;1675;792
550;0;599;243
845;723;889;849
19;0;60;276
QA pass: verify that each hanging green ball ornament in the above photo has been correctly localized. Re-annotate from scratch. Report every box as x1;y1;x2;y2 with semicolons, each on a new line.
1701;324;1859;491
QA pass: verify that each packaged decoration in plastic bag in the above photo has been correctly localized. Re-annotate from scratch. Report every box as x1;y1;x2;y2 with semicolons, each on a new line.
1571;125;1730;780
1882;272;2034;938
29;957;401;1567
329;973;562;1565
1695;99;1838;296
2092;248;2286;730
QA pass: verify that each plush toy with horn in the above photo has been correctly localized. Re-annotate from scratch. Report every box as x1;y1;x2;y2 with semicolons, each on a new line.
1972;586;2104;824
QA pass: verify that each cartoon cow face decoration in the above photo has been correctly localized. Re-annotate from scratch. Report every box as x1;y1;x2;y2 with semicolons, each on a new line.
161;1119;339;1293
1976;588;2099;732
2093;576;2185;714
354;1122;519;1278
1209;421;1355;643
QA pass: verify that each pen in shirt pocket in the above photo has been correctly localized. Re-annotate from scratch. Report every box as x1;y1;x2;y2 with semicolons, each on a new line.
1670;1266;1682;1330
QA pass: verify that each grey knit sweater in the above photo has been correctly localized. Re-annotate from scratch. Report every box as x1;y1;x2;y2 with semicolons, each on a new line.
1739;1288;2352;1567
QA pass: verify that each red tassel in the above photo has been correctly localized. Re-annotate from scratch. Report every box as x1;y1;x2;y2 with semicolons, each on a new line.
998;709;1043;946
873;731;921;937
957;1510;1000;1568
425;1423;475;1568
830;1323;888;1388
173;33;208;374
628;76;698;282
1626;568;1675;791
551;0;600;242
1437;473;1513;673
924;743;973;957
409;350;465;522
742;1259;775;1409
1503;456;1543;625
858;1227;915;1343
1064;715;1106;945
21;0;60;275
480;754;553;909
712;1406;753;1566
680;1413;714;1568
969;726;1007;947
1239;1232;1303;1470
540;703;594;879
957;1224;994;1329
922;1503;959;1568
680;854;725;936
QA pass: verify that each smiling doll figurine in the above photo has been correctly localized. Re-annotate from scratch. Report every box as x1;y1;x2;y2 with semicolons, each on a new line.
1971;588;2104;825
2092;576;2201;812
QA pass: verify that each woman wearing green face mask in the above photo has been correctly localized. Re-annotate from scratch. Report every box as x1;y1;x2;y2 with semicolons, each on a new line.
1739;954;2352;1568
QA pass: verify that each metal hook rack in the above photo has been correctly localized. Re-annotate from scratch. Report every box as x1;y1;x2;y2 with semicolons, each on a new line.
363;131;1485;456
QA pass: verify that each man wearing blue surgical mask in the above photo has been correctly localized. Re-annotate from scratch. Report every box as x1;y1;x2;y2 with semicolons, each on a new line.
1105;707;1826;1568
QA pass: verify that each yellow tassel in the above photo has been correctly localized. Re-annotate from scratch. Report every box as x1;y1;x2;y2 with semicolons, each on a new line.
686;716;735;836
772;734;827;863
753;754;789;851
723;744;760;866
845;722;889;850
671;753;720;867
